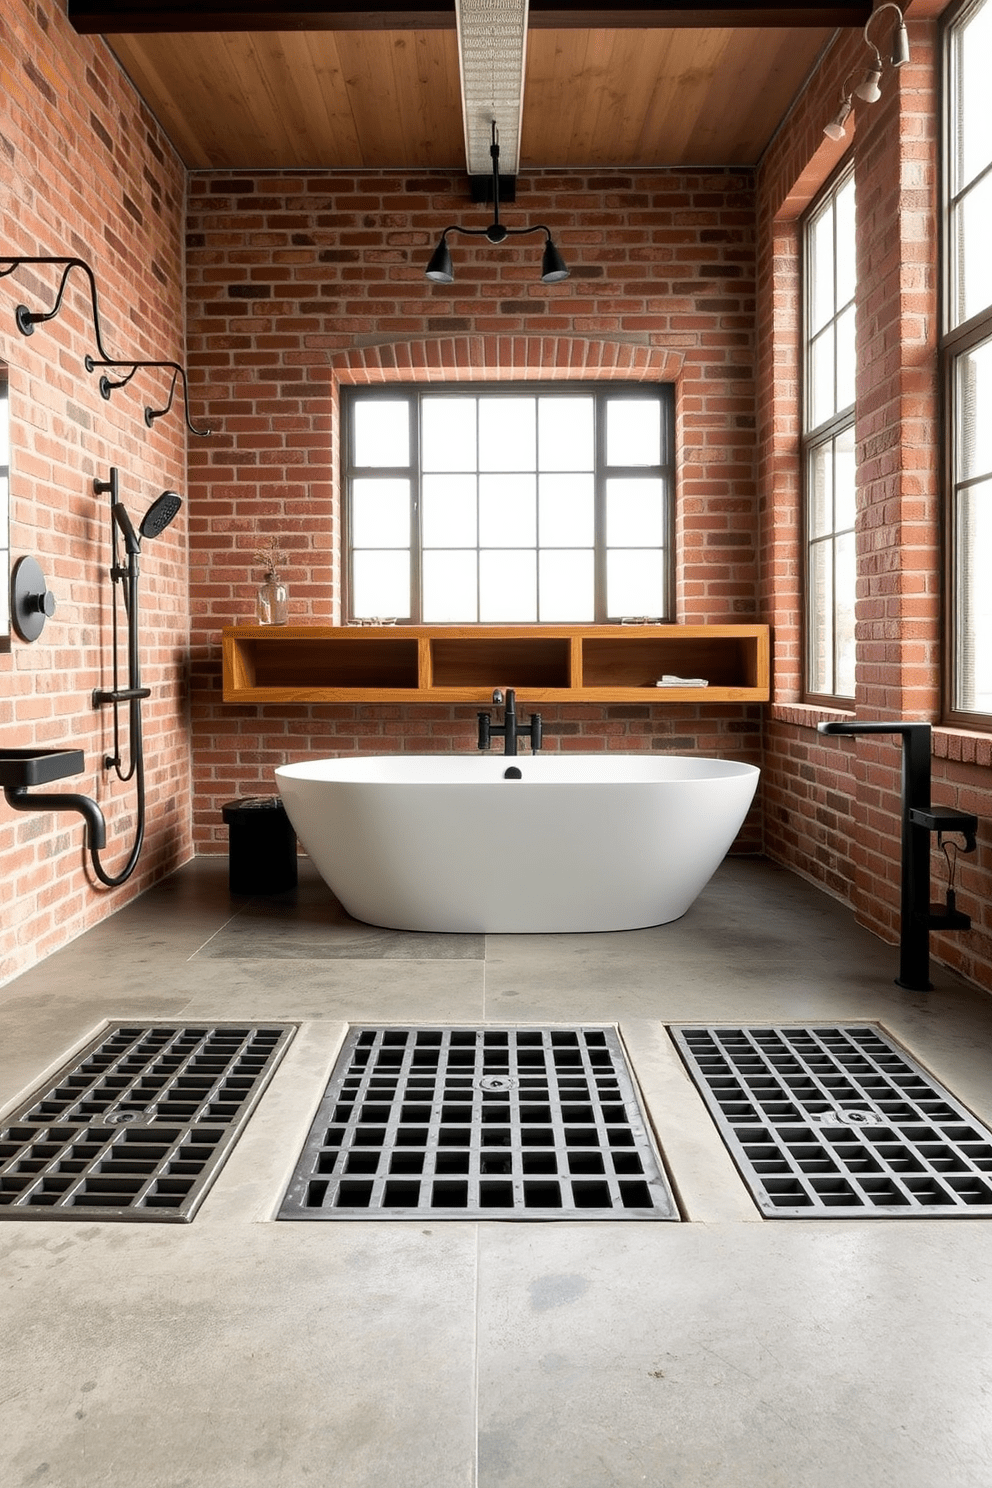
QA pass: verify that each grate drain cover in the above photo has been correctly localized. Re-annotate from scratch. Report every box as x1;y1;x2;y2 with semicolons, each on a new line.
278;1026;678;1220
0;1023;294;1221
672;1024;992;1218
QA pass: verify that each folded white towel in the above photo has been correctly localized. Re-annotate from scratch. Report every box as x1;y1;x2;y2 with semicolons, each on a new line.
655;675;708;687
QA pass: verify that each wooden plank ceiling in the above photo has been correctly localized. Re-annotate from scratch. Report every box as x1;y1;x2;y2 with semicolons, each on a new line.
72;1;867;171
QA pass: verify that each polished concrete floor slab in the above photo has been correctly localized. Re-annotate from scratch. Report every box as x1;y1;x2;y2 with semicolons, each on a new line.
2;855;992;1487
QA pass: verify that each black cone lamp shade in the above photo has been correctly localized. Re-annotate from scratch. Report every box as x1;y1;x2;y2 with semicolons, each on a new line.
425;237;454;283
541;238;569;283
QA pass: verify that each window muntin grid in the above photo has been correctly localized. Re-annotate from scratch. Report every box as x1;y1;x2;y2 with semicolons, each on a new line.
343;385;674;624
803;168;857;701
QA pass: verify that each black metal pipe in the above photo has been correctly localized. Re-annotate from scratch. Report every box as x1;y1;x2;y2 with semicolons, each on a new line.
818;720;933;990
3;786;107;850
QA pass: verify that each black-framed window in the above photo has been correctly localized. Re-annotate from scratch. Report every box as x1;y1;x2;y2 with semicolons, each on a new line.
803;165;857;700
944;0;992;719
342;384;675;624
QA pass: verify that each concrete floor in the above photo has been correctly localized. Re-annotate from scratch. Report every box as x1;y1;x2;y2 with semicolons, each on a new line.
3;854;992;1487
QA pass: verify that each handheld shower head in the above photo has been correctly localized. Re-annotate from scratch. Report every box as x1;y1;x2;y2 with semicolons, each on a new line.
140;490;182;540
112;501;141;555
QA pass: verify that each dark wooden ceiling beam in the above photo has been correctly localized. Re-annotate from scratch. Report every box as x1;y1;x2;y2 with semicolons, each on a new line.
68;0;872;36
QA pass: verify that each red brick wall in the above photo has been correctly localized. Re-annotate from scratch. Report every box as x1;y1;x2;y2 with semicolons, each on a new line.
184;170;764;853
757;2;992;990
0;0;192;983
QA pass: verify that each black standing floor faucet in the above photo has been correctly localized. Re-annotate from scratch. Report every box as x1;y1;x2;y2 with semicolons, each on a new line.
478;689;543;756
818;720;977;990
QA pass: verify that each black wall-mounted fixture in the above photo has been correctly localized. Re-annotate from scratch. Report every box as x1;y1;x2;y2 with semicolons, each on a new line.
0;256;211;437
425;123;569;285
10;556;56;642
817;720;977;990
89;466;183;888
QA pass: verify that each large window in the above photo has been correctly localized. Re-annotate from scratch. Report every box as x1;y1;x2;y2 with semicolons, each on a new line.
803;167;857;700
946;0;992;717
342;386;674;624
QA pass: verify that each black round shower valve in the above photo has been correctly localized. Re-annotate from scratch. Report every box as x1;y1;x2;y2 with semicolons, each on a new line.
11;556;56;642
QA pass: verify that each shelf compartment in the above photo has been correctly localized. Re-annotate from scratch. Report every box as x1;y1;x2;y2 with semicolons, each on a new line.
580;632;765;692
229;635;420;692
430;636;572;690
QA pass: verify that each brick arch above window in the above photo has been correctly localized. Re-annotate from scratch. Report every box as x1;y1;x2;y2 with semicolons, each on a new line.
327;336;686;386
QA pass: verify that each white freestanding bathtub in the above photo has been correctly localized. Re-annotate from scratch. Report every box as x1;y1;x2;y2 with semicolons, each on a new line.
275;753;759;934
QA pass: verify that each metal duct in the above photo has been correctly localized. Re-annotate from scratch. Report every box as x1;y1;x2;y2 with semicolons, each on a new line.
455;0;529;177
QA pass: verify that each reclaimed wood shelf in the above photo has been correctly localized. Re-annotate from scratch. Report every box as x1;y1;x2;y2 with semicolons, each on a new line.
221;624;769;704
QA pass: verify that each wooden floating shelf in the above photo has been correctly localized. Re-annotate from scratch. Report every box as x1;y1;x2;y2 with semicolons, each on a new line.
221;624;769;705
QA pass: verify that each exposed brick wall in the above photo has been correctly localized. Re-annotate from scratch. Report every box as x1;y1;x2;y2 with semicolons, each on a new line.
757;3;992;991
0;0;192;984
185;169;764;854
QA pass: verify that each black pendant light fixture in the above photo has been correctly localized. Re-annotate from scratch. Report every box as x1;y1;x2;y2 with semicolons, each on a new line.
425;122;569;285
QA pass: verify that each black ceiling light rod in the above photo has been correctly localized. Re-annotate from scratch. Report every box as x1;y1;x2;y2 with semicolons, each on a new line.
0;255;211;436
426;122;569;285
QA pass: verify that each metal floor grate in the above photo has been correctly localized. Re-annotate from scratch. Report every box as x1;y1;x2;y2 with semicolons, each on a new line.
672;1023;992;1218
279;1026;678;1220
0;1023;295;1221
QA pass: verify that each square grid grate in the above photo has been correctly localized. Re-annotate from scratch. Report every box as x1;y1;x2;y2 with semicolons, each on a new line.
672;1023;992;1218
0;1023;295;1221
279;1026;678;1220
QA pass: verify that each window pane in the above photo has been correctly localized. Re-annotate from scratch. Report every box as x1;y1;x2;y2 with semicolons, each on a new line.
422;474;477;547
422;398;476;471
479;550;537;621
809;328;835;429
808;442;833;538
835;304;856;411
808;204;835;333
957;0;992;187
353;399;409;467
351;479;410;546
607;550;665;617
958;336;992;480
479;474;536;546
834;425;857;531
538;474;594;545
835;530;857;698
835;177;856;307
539;550;594;621
423;550;477;622
807;540;833;695
956;172;992;325
606;399;661;465
538;397;594;470
352;551;410;617
606;478;664;546
955;478;992;711
479;397;535;471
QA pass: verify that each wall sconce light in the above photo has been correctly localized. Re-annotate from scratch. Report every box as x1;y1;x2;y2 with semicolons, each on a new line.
823;4;910;139
0;256;211;436
425;123;569;285
823;93;855;141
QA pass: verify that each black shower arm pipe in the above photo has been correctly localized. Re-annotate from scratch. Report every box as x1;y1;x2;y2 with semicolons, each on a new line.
0;257;211;437
84;357;212;438
0;256;116;359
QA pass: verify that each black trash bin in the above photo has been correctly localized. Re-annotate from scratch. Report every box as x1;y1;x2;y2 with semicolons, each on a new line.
221;796;298;895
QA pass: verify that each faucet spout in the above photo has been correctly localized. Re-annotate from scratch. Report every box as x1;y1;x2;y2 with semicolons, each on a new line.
817;719;936;990
476;687;542;755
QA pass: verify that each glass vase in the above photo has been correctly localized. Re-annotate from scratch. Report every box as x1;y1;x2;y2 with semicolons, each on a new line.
256;571;289;625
